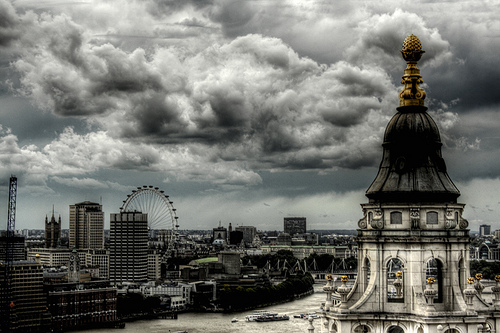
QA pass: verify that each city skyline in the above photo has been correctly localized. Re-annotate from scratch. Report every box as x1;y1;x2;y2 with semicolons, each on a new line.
1;1;500;231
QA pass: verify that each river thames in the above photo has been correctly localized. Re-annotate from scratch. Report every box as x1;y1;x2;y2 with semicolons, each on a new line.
79;285;326;333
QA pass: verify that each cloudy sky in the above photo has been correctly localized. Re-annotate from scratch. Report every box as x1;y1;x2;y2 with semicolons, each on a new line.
0;0;499;232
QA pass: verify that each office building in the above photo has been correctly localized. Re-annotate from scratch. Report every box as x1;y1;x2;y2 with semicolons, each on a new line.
46;280;118;331
84;249;110;279
235;226;256;245
69;201;104;249
0;261;51;332
109;211;148;284
284;217;307;235
148;249;162;282
0;234;25;262
479;224;491;236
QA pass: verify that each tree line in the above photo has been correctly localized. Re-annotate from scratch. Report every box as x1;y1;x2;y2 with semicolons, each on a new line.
217;272;314;312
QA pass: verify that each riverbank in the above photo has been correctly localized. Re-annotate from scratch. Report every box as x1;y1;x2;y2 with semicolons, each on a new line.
77;287;325;333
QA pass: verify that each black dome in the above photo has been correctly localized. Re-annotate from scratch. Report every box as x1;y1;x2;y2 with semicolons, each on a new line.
366;106;460;203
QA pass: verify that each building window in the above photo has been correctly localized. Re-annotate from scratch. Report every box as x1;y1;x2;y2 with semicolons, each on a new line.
388;326;404;333
390;212;402;224
426;211;438;224
387;258;404;302
354;325;371;333
426;258;443;303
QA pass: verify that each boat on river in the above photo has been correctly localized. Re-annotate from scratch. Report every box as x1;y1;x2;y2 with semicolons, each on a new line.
254;314;290;322
245;310;278;321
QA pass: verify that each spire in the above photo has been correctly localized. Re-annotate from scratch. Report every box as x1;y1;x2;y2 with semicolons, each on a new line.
398;34;426;110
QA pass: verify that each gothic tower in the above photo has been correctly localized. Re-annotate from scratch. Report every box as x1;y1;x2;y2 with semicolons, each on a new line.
321;35;499;333
45;207;61;248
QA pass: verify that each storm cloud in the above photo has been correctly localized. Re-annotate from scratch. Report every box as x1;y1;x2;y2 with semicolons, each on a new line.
0;0;499;230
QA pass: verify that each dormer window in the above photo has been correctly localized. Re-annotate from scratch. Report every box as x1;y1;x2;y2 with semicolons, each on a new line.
426;211;438;225
390;212;402;224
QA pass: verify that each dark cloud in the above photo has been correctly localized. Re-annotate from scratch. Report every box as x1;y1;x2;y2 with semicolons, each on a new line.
1;0;500;230
0;0;21;47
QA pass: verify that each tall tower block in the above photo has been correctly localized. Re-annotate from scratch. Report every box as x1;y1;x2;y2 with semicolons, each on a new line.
69;201;104;249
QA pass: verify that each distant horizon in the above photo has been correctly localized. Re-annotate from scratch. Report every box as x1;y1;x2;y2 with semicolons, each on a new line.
10;228;488;234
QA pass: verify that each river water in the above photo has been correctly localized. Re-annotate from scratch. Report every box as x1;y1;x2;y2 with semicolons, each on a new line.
79;285;326;333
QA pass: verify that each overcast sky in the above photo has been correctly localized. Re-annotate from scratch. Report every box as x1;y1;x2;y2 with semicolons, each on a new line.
0;0;499;232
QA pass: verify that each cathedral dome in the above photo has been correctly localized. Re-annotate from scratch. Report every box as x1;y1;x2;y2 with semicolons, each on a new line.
384;109;441;145
365;36;460;203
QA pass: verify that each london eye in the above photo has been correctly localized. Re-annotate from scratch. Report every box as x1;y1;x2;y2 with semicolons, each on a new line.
120;185;179;257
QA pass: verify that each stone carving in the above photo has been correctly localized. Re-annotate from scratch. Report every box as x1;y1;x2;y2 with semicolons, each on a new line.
445;209;457;229
370;209;384;229
459;217;469;229
410;208;420;229
358;217;367;229
445;219;457;229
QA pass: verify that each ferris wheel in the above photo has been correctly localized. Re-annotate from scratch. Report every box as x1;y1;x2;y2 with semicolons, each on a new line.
120;185;179;256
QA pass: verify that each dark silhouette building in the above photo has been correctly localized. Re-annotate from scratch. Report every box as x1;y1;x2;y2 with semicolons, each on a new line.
45;209;61;248
284;217;307;235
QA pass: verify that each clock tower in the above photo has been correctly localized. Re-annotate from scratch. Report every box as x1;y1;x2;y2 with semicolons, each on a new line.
68;248;80;283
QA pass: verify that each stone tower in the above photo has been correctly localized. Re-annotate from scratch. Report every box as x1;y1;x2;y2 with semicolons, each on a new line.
45;207;61;248
320;35;500;333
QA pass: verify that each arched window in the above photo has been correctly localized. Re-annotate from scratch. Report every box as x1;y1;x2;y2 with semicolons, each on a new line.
390;212;402;224
354;325;371;333
361;257;371;292
426;258;443;303
387;258;404;302
479;244;489;259
426;211;438;224
458;258;465;291
366;258;371;284
388;326;404;333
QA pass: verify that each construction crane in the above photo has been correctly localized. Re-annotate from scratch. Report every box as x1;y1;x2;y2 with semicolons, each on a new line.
1;175;17;332
6;175;17;243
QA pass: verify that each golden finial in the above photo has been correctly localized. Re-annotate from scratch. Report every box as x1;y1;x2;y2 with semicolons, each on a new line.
427;277;435;284
396;271;403;278
495;275;500;282
467;277;475;284
341;275;349;282
398;34;426;109
475;273;483;281
326;274;333;281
